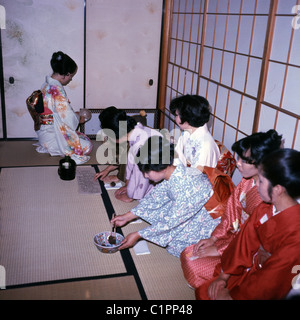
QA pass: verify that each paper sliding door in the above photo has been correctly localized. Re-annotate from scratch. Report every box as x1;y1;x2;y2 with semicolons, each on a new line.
85;0;163;109
1;0;84;139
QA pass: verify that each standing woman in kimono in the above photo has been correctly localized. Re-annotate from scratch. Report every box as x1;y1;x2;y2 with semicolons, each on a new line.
111;136;220;257
35;51;92;164
180;130;283;289
206;148;300;300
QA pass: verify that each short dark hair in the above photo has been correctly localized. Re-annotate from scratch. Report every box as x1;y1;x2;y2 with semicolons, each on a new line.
137;136;175;173
170;94;210;127
50;51;77;75
99;106;137;140
232;129;282;166
260;148;300;199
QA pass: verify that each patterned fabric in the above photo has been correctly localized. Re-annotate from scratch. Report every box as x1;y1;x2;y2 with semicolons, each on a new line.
126;123;162;199
202;166;235;219
27;103;41;131
180;178;262;288
40;114;54;125
26;92;41;131
215;140;237;177
131;164;220;257
174;124;220;168
34;76;92;164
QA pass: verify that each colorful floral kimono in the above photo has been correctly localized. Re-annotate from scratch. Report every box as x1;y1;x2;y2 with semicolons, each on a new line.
126;123;162;200
131;164;220;257
35;76;92;164
174;124;220;168
200;203;300;300
181;177;262;288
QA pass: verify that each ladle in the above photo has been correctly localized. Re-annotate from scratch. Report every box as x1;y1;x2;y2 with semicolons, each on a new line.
108;213;116;245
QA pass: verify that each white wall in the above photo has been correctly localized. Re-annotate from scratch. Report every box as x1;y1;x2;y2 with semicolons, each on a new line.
86;0;162;109
1;0;84;139
1;0;163;139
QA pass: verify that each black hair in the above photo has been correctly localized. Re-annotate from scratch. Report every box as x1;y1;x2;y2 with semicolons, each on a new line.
99;106;137;140
260;148;300;199
169;94;210;127
50;51;77;76
232;129;282;167
137;136;175;173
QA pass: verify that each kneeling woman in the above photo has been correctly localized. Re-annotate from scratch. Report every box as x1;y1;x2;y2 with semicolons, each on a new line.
203;148;300;300
35;51;92;164
111;136;220;257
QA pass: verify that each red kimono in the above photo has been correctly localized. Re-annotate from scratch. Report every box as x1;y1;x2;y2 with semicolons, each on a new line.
200;203;300;300
181;178;261;288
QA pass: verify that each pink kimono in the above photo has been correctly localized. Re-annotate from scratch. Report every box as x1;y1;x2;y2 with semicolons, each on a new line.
126;123;162;200
181;178;262;288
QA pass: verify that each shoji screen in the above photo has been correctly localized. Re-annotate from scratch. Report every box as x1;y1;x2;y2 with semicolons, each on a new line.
160;0;300;152
260;0;300;150
163;0;206;142
162;0;271;148
200;0;270;148
85;0;163;109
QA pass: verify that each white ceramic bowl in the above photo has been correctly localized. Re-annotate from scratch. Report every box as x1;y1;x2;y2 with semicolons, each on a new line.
93;231;124;254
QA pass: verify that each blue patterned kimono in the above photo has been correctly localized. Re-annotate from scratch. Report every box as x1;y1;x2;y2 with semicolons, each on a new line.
131;164;220;257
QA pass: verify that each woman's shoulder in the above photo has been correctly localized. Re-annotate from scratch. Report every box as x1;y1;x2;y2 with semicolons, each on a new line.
238;177;256;188
42;77;65;98
172;164;204;181
234;177;256;196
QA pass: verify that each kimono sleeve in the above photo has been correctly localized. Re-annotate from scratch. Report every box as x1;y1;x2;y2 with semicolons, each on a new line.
211;180;245;254
229;246;299;300
136;173;212;248
221;206;261;276
174;133;187;166
192;138;220;168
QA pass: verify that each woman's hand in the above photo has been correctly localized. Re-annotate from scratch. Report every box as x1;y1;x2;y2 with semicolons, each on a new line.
208;278;226;300
75;111;86;124
118;232;141;250
94;171;108;181
114;186;127;197
193;236;219;257
208;273;230;300
114;185;133;202
215;288;232;300
197;245;219;258
94;165;118;181
111;211;136;228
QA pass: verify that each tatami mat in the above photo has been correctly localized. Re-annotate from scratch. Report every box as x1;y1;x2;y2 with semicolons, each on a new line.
0;140;102;167
0;166;126;287
108;190;196;300
0;146;196;300
0;276;141;300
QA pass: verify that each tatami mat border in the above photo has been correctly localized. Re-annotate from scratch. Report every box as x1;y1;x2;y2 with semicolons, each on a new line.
93;165;147;300
0;164;147;300
4;272;129;290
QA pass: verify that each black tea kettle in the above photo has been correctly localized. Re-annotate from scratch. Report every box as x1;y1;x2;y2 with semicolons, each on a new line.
58;155;76;180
